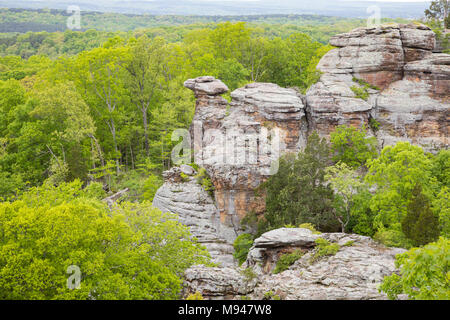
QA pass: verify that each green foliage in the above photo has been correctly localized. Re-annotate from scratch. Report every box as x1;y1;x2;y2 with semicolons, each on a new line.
180;172;190;182
273;250;304;274
369;117;381;132
325;162;364;232
402;184;440;247
185;292;204;300
434;187;450;237
330;125;378;168
350;85;369;101
310;238;340;263
343;240;355;247
424;1;450;28
365;142;440;247
431;148;450;188
379;237;450;300
195;167;214;198
347;189;376;237
240;267;258;282
373;228;413;249
352;77;380;90
0;181;210;300
233;233;254;266
263;290;281;300
258;132;339;235
142;174;163;202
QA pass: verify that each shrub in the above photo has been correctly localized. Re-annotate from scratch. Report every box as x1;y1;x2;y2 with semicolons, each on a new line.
369;117;380;132
263;290;281;300
142;174;163;202
343;240;355;247
350;85;369;101
373;228;413;249
185;292;204;300
0;181;210;300
298;223;321;234
233;233;254;265
195;168;214;198
310;238;340;263
273;250;304;274
240;267;258;282
379;237;450;300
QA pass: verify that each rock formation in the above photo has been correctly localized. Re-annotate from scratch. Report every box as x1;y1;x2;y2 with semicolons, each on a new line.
179;23;448;237
183;228;407;300
154;24;448;290
152;165;235;267
185;78;307;236
308;23;449;150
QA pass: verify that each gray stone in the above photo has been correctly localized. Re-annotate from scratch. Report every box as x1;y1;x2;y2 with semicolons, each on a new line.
184;228;407;300
153;167;236;267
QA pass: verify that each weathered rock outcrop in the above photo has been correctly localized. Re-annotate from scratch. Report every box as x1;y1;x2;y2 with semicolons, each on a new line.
184;228;406;300
307;23;449;149
179;24;448;240
185;79;307;234
155;24;448;284
184;266;258;300
152;165;236;267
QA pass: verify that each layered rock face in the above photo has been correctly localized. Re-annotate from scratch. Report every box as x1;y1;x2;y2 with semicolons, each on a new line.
152;165;235;267
184;228;406;300
154;24;448;281
185;78;307;236
307;23;449;150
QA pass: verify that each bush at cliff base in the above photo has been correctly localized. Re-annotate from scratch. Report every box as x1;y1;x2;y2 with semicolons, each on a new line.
379;237;450;300
0;180;211;300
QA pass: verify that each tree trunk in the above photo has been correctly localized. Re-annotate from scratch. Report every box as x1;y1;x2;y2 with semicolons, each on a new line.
142;107;149;155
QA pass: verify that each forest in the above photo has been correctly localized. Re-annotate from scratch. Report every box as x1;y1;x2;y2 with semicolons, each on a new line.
0;3;449;300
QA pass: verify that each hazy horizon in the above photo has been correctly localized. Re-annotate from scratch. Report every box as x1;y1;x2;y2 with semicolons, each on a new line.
0;0;432;18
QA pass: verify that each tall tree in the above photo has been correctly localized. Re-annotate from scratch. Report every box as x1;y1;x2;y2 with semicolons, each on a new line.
75;42;128;174
124;36;166;155
425;0;449;28
258;132;339;234
402;184;440;247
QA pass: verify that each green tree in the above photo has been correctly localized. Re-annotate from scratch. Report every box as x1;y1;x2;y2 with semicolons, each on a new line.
73;43;129;174
0;180;210;300
402;184;440;247
259;132;338;234
124;36;166;155
379;237;449;300
233;233;254;266
325;162;364;232
425;0;449;28
330;125;378;168
365;142;437;246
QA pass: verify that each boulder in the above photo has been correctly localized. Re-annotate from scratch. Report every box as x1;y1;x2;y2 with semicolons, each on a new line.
183;266;258;299
184;228;407;300
153;167;236;267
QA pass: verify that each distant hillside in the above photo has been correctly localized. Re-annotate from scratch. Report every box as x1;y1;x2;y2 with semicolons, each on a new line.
0;0;430;18
0;8;409;36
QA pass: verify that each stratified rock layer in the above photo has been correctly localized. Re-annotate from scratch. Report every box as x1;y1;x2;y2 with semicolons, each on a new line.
152;166;236;267
307;23;449;150
155;24;448;279
184;228;407;300
185;78;307;235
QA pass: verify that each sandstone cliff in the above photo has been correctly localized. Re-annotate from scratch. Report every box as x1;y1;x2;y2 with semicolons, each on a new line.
177;24;448;243
153;24;448;297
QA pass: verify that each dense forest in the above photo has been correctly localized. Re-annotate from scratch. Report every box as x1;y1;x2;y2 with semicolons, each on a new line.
0;3;448;300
